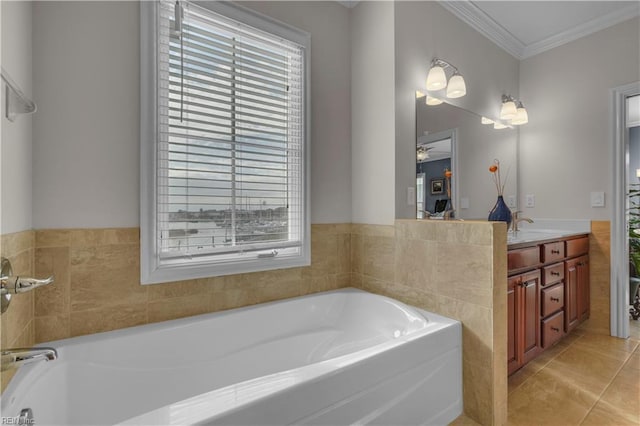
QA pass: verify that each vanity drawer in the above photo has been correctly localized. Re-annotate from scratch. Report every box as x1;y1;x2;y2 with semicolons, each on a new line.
542;242;565;263
543;263;564;286
542;283;564;317
542;311;565;348
566;237;589;258
508;247;540;272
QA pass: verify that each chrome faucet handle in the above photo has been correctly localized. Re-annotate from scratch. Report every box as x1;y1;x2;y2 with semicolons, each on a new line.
1;258;54;314
3;276;55;294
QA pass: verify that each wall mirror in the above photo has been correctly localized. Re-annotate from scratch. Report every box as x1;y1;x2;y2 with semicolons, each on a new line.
415;97;519;220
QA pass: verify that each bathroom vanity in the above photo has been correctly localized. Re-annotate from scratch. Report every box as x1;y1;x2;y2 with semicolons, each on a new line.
507;231;590;375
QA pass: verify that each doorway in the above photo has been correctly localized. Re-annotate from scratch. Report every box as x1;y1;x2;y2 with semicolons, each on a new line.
611;83;640;338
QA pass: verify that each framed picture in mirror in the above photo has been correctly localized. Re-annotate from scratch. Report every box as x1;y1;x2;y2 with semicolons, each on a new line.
431;178;444;195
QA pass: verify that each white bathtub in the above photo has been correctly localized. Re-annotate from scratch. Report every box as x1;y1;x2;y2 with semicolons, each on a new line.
1;288;462;425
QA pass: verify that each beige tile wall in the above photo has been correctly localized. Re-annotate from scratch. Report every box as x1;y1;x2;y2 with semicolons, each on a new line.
351;220;508;426
587;221;611;335
31;224;351;343
0;231;36;392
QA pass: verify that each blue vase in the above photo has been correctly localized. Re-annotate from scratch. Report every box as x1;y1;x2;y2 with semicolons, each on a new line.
488;195;512;226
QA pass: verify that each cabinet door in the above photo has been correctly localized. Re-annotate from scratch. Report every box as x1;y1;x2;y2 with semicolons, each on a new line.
508;276;521;375
577;256;590;322
565;258;579;332
521;270;542;364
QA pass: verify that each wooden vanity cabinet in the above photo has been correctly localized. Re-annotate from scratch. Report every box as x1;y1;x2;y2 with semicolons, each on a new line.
566;254;590;332
508;234;589;375
508;269;541;374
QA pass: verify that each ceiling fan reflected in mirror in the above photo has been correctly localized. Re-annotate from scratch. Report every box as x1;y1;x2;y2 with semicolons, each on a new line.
416;143;451;163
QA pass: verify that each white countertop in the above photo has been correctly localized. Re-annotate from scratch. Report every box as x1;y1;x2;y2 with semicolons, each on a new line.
507;219;591;246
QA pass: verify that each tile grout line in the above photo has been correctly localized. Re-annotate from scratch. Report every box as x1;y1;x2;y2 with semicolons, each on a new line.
578;352;633;425
576;341;636;425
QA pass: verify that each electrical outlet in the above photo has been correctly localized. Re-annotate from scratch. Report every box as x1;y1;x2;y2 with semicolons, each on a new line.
407;187;416;206
525;194;535;208
507;195;517;208
460;197;469;209
591;191;605;207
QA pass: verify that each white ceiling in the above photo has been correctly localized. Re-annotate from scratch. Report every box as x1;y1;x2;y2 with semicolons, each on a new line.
438;1;640;59
340;1;639;59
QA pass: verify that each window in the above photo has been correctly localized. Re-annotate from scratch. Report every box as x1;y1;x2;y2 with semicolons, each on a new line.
141;1;310;284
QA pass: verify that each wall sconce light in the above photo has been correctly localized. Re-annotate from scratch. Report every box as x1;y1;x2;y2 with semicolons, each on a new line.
500;95;529;125
500;95;517;120
511;101;529;125
426;58;467;99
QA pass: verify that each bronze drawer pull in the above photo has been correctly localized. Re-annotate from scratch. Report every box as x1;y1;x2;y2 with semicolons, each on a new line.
550;297;560;302
551;326;560;332
551;271;560;276
551;249;560;254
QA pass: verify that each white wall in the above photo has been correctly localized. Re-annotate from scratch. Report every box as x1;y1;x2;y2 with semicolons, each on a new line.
31;1;351;229
33;1;139;229
519;17;640;220
350;1;396;225
1;1;33;234
393;1;520;220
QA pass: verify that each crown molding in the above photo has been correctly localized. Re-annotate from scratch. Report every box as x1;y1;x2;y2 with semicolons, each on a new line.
520;3;640;59
439;1;640;60
438;0;525;59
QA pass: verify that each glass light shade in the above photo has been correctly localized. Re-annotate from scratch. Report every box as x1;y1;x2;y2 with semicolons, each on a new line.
415;91;425;99
417;148;428;162
426;65;447;90
636;169;640;178
511;106;529;125
426;95;443;106
446;73;466;98
481;117;494;125
500;100;517;120
493;122;507;130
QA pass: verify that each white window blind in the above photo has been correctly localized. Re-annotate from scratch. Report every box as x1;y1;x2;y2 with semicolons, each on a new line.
141;1;310;284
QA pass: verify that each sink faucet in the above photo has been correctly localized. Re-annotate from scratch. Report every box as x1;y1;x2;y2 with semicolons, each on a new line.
511;211;534;232
1;347;57;371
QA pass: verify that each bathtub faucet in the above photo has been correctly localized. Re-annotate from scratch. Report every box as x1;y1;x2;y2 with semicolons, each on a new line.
1;257;54;314
1;347;58;371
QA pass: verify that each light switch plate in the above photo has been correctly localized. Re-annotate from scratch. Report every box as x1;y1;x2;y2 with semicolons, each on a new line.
460;197;469;209
525;194;535;208
407;187;415;206
591;191;605;207
507;195;517;208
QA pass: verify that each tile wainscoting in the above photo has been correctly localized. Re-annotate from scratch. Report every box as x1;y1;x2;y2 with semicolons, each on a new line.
30;225;351;342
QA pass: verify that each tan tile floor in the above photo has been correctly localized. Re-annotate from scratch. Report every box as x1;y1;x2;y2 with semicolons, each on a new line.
450;320;640;426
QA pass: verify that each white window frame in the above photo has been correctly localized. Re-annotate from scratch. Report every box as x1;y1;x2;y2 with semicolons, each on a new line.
140;1;311;284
